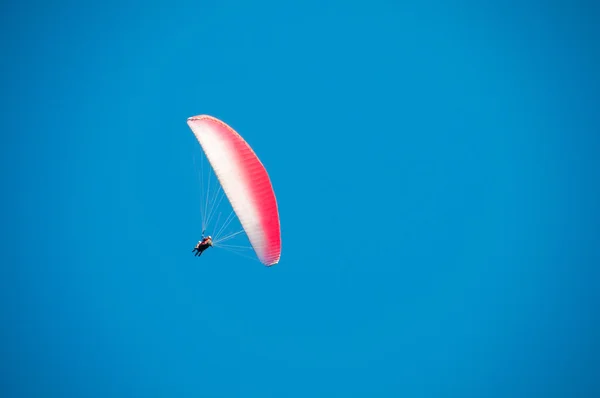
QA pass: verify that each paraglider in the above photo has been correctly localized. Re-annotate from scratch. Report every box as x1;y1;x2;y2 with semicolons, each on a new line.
187;115;281;266
192;236;212;256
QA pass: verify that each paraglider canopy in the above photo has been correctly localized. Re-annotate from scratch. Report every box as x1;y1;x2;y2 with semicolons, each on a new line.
187;115;281;266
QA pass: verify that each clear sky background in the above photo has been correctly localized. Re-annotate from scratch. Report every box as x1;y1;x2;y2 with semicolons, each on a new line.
2;0;599;397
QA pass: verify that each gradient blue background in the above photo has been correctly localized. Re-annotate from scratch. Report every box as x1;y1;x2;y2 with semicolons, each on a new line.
2;0;599;397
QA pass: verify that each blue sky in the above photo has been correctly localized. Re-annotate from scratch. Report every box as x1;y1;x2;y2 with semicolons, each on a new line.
2;0;599;397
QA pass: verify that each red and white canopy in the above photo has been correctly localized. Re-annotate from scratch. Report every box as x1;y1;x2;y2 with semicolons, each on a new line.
187;115;281;266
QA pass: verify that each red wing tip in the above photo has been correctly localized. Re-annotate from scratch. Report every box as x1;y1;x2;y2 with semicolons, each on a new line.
265;258;280;267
